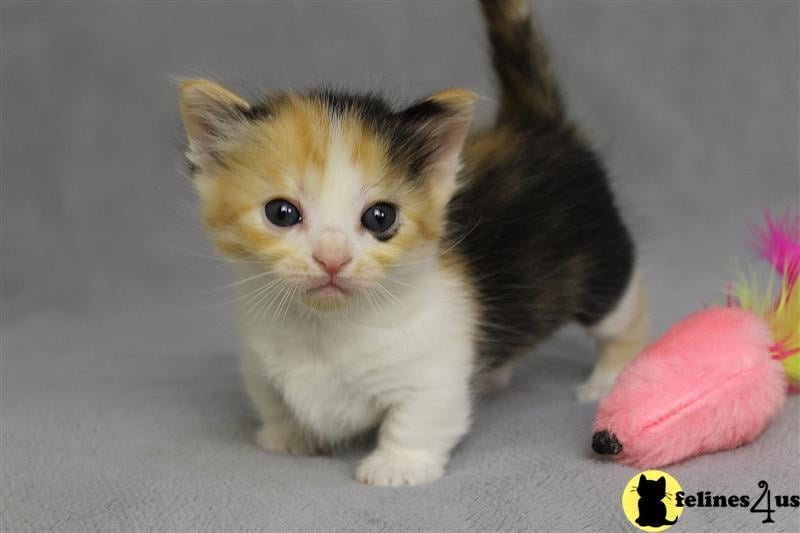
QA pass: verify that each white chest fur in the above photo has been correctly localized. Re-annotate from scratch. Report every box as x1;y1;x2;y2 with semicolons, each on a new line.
238;262;477;444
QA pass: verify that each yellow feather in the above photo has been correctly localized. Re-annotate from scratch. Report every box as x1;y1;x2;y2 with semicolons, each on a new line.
728;264;800;388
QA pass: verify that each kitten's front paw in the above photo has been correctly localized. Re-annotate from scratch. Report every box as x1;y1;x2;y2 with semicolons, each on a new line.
256;421;318;456
355;449;444;486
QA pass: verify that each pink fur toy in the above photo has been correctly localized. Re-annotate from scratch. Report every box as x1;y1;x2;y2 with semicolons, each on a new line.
592;212;799;468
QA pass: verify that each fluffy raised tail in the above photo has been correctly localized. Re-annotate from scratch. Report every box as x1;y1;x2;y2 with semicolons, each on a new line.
479;0;565;124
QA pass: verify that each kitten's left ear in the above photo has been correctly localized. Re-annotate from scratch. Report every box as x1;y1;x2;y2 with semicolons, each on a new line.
399;89;477;201
178;79;251;172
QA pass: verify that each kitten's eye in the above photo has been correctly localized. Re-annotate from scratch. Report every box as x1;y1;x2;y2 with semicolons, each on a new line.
265;199;302;227
361;202;397;239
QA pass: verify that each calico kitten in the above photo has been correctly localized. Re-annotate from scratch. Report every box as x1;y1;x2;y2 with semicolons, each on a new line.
178;0;648;486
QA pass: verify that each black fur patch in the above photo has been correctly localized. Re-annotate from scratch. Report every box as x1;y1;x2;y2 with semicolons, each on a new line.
311;90;393;121
480;0;564;124
222;88;454;181
445;0;635;369
310;89;454;180
448;125;634;368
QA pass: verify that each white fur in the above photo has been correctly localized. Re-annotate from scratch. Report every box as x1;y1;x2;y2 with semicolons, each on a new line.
237;260;477;486
204;116;481;486
577;269;648;402
590;269;643;341
184;83;481;486
234;134;476;485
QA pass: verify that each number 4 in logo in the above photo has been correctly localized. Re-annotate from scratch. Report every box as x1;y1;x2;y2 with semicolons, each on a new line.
750;480;775;524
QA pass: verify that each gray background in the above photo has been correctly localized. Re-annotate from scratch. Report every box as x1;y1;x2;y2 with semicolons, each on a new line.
2;1;799;531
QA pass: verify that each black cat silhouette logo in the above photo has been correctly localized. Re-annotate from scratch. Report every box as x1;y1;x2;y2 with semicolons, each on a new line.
622;470;684;531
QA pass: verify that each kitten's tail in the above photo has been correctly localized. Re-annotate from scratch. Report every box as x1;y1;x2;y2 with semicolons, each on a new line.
479;0;565;125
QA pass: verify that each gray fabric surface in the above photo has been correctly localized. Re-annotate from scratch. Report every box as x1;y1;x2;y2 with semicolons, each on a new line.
2;1;799;531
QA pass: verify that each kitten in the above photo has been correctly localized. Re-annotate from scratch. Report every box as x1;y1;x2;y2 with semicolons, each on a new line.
178;0;648;486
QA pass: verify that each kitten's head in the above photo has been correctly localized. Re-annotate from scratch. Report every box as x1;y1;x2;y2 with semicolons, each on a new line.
637;475;667;499
178;80;475;312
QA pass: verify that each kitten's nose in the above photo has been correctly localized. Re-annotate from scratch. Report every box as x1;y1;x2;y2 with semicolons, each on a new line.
313;232;352;276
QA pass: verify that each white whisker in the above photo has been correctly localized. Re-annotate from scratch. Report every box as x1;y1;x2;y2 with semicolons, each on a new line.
199;269;276;295
374;282;400;306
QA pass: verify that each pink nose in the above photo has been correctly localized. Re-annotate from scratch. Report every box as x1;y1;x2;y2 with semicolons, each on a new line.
313;232;352;276
313;252;351;276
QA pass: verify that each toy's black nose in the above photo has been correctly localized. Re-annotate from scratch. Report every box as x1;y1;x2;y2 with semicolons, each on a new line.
592;430;622;455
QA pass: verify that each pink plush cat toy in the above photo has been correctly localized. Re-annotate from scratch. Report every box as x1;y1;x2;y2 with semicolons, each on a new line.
592;212;799;468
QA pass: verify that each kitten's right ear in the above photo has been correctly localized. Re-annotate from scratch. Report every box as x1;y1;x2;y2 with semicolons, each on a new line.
178;79;251;171
639;474;647;484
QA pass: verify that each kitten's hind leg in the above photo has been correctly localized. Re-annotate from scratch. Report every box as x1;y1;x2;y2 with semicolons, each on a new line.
576;270;650;402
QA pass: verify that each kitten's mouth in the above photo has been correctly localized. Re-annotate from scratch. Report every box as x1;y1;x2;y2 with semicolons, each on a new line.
308;278;351;297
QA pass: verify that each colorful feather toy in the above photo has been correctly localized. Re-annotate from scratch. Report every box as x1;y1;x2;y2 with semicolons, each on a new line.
591;212;799;468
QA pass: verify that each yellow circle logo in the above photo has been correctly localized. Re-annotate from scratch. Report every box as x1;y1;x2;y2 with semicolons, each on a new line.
622;470;684;531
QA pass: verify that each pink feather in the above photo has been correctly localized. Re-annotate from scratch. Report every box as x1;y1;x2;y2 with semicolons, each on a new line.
751;211;800;285
592;307;786;468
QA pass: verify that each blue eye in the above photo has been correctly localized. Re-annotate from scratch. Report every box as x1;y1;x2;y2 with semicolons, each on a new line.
265;199;302;227
361;202;397;240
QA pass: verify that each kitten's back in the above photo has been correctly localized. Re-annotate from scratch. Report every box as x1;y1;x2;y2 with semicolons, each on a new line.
449;0;636;369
